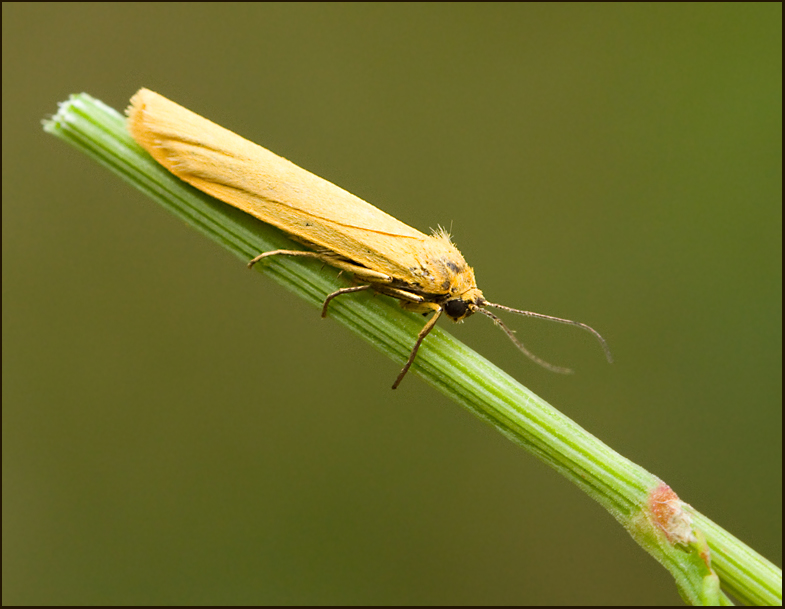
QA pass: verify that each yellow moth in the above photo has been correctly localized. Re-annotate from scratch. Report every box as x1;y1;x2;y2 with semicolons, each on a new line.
127;88;611;388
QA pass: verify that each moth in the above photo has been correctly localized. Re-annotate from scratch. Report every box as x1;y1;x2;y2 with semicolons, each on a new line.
127;89;611;388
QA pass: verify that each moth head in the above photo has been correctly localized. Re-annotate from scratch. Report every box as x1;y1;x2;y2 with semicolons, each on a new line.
442;288;484;321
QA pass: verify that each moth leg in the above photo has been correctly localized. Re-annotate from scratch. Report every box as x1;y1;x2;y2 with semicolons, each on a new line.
321;285;372;317
377;286;426;303
247;249;327;269
332;263;391;283
321;274;431;317
248;250;392;282
392;306;443;389
373;286;440;316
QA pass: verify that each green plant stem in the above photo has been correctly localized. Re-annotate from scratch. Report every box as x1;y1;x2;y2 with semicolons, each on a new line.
44;93;781;606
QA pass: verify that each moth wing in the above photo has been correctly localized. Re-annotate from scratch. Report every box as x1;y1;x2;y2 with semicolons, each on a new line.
129;89;429;280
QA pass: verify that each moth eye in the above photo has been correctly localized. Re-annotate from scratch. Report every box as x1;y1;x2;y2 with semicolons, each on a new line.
443;298;469;319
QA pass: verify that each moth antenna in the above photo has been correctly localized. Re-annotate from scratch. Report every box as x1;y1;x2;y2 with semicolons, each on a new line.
480;301;614;364
476;307;574;374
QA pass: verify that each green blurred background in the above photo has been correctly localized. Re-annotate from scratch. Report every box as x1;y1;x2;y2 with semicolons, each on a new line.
3;3;780;604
